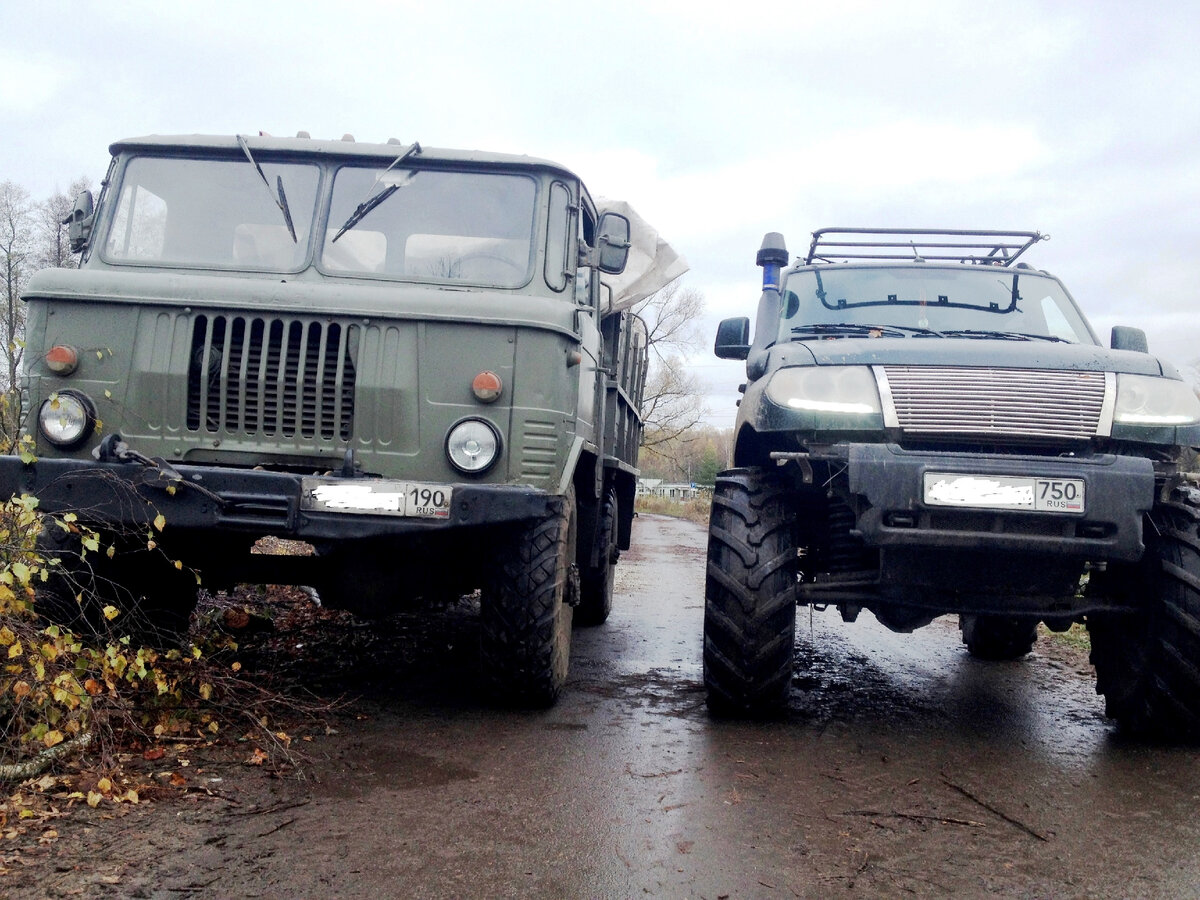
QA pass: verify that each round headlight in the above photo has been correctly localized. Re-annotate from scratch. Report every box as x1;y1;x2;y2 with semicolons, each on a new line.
38;391;96;448
446;418;500;474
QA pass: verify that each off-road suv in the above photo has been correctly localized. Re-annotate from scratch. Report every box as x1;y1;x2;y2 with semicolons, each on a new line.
706;228;1200;736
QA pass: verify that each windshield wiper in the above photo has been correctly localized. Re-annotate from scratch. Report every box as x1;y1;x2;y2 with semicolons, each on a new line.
790;323;945;339
941;329;1068;342
236;134;297;243
331;142;421;243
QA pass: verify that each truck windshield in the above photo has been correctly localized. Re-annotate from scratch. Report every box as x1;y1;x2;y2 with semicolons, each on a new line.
321;166;537;287
103;156;320;271
779;266;1096;344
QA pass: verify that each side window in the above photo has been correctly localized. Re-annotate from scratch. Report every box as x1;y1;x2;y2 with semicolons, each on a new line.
575;205;598;308
1040;295;1079;342
107;184;167;259
544;182;572;292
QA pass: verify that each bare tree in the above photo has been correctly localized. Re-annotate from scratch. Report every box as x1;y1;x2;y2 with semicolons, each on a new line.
1;182;34;441
36;177;92;270
632;279;708;447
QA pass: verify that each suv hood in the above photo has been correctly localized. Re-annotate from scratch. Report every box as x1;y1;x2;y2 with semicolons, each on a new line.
771;337;1173;379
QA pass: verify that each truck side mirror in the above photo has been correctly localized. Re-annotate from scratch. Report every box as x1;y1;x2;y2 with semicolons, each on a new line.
715;317;751;360
595;212;631;275
1111;325;1148;353
64;190;95;253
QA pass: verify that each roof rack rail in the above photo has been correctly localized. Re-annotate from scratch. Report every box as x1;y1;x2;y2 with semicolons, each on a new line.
804;227;1046;267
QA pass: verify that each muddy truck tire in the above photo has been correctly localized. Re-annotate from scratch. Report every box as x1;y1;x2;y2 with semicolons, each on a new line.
959;615;1039;660
1088;493;1200;738
575;488;619;627
703;469;797;716
481;488;577;707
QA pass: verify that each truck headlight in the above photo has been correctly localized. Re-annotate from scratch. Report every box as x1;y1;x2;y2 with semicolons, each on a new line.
1113;374;1200;425
765;366;882;415
446;418;500;474
38;390;96;448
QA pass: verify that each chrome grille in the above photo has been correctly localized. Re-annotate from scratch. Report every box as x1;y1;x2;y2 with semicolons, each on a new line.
880;366;1107;440
187;315;358;439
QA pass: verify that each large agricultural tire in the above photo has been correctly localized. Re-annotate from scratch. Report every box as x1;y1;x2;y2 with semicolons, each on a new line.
1087;495;1200;739
480;488;577;707
575;488;618;627
34;523;196;646
703;468;797;716
959;615;1038;660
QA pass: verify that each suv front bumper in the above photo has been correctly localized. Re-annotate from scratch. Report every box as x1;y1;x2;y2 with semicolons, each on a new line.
834;443;1156;562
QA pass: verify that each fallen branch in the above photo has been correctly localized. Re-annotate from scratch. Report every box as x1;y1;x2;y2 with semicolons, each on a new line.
844;809;987;828
941;778;1049;842
0;732;93;783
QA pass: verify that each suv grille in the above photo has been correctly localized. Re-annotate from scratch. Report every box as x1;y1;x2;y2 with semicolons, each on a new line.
187;315;358;440
881;366;1107;440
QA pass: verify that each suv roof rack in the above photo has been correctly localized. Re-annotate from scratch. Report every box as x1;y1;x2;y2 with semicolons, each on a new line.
804;227;1046;267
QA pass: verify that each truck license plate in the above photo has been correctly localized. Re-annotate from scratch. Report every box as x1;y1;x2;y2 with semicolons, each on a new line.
301;479;452;519
923;473;1085;514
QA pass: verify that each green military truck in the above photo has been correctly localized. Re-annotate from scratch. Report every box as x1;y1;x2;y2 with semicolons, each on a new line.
706;228;1200;736
3;133;673;706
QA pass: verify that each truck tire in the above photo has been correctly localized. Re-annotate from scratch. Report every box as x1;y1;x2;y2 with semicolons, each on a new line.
1088;496;1200;738
481;488;576;707
703;468;797;716
959;615;1038;660
34;524;196;646
575;488;618;626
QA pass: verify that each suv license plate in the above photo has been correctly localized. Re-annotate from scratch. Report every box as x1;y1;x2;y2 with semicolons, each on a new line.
923;473;1085;514
301;479;452;519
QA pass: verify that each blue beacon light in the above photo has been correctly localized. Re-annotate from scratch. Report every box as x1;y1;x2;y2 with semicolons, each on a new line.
756;232;788;292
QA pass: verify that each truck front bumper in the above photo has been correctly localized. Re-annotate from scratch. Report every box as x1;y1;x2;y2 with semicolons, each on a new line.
834;443;1156;563
0;456;555;542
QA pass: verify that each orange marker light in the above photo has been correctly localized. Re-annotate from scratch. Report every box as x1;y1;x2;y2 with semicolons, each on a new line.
45;345;79;375
471;371;503;403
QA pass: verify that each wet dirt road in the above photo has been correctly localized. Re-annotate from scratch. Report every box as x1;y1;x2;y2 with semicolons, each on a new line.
27;514;1200;898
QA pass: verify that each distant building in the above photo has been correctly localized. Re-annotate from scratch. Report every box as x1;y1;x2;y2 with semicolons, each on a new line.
637;478;701;500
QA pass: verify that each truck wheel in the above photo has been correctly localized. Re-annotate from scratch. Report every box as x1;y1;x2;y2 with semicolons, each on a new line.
34;524;196;646
481;488;576;707
959;615;1038;660
703;468;796;716
1088;496;1200;738
575;488;618;627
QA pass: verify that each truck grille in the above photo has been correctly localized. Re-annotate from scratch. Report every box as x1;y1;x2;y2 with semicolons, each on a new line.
187;315;358;440
880;366;1107;440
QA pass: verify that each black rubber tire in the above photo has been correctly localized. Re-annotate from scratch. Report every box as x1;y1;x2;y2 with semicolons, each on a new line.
1087;496;1200;738
480;488;576;707
959;615;1039;660
575;488;618;627
34;523;196;646
703;468;797;716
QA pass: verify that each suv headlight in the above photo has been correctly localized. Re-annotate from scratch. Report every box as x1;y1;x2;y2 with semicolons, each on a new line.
38;390;96;448
765;366;882;415
1113;374;1200;425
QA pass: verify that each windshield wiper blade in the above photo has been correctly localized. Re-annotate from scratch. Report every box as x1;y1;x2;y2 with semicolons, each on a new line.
236;134;297;243
331;142;421;243
790;323;944;339
942;329;1067;342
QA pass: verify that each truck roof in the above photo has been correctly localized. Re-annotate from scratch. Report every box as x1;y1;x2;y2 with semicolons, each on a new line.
109;133;583;180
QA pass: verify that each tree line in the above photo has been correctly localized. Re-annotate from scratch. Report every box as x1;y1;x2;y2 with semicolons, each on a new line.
1;177;93;441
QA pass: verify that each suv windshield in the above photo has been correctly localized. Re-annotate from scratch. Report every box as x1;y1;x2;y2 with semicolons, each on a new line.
103;156;320;271
321;167;537;287
779;266;1096;344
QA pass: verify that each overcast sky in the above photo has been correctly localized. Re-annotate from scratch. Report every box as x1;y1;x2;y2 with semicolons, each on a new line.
3;0;1198;423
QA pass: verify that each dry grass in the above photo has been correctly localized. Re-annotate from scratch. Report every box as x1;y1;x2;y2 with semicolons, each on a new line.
634;495;711;526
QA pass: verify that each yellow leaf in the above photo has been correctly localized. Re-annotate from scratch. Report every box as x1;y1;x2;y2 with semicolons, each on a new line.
166;485;177;496
153;514;166;532
146;539;157;551
104;390;112;399
8;642;21;659
208;720;219;733
198;683;213;700
96;350;103;360
173;560;183;570
97;777;112;793
81;534;99;552
231;661;241;672
87;791;102;808
124;790;139;804
106;545;116;559
103;605;120;621
0;626;13;646
42;730;64;748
